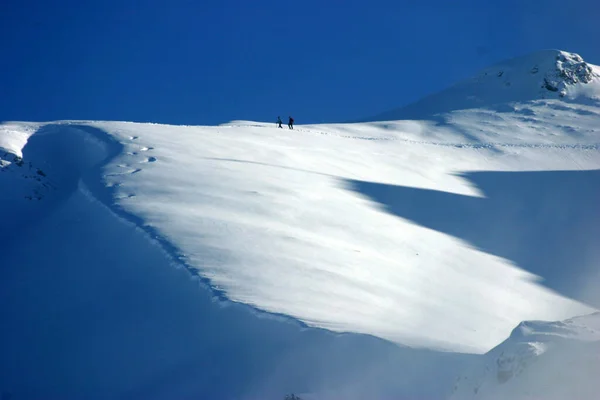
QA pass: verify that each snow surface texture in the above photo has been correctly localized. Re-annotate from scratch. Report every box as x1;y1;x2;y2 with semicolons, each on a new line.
451;312;600;400
1;49;599;399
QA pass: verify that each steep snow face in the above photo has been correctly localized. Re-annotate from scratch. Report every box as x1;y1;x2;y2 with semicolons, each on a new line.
0;124;112;243
451;312;600;400
367;50;600;121
0;123;41;157
0;123;56;242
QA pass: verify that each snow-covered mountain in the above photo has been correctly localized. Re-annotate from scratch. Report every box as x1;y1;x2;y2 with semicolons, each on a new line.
1;49;599;399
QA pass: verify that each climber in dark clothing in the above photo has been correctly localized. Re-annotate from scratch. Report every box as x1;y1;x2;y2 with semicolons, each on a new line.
288;116;294;129
277;116;283;128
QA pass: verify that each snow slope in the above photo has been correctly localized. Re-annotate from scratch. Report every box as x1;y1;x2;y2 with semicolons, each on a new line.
1;124;475;400
70;107;600;355
451;312;600;400
1;49;599;398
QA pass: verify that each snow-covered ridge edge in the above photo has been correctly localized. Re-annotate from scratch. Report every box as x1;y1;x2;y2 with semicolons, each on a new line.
0;121;346;332
0;122;42;157
451;311;600;399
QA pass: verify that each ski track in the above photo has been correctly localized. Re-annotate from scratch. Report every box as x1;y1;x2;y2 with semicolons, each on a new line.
295;128;600;149
231;125;600;150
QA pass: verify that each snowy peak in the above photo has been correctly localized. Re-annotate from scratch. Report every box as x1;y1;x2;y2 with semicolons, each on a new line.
478;50;598;98
366;50;600;121
540;51;597;95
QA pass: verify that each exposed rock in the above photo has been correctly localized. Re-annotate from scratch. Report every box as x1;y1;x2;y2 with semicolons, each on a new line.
542;51;598;96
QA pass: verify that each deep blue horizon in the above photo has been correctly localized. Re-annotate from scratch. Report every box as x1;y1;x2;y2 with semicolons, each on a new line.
1;0;598;126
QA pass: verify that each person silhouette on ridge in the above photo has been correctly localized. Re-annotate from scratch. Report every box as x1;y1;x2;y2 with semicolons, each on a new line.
277;116;283;128
288;116;294;130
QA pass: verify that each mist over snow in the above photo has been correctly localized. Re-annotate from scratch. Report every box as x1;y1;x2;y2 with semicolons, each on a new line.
451;312;600;400
1;49;599;399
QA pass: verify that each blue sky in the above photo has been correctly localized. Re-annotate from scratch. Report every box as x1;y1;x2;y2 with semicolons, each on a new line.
1;0;598;125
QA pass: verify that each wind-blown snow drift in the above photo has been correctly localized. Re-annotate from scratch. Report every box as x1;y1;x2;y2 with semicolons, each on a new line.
1;49;599;399
68;110;599;355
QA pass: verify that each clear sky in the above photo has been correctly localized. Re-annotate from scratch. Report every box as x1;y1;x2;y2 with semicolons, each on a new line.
1;0;598;125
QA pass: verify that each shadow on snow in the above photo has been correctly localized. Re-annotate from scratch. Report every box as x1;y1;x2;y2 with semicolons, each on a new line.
344;169;600;307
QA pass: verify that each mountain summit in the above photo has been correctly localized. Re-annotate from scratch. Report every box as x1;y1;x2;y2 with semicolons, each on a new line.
367;50;600;121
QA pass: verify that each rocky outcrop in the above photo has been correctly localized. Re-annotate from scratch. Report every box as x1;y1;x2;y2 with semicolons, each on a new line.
540;52;598;96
